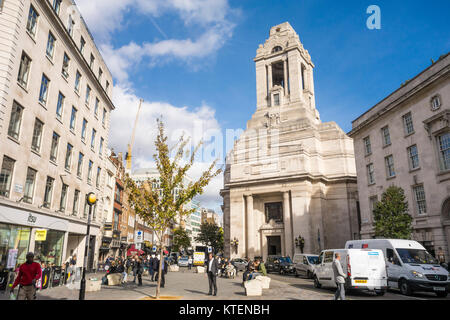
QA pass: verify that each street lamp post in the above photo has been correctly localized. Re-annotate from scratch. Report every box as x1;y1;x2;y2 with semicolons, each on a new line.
79;192;97;300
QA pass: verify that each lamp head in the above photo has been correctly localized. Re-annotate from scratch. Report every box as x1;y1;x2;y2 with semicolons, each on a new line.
87;192;97;205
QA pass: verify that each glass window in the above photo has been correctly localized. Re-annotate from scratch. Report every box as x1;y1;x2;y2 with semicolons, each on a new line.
50;132;59;162
34;230;65;266
407;145;420;170
24;167;37;204
99;137;104;156
77;153;84;177
80;36;85;54
403;112;414;135
367;163;375;185
91;129;96;149
85;85;91;105
67;14;73;36
381;126;391;146
43;176;54;208
413;185;427;215
60;184;68;212
324;251;334;263
106;81;110;93
64;144;73;171
72;190;80;216
102;108;107;126
264;202;283;223
273;93;280;106
7;101;24;140
0;224;31;269
39;74;50;105
0;156;15;197
31;118;44;153
363;136;371;155
438;133;450;171
431;96;441;111
62;53;70;78
90;54;95;69
70;106;77;130
52;0;62;14
94;98;99;116
46;32;56;59
26;5;39;36
396;248;437;265
83;200;89;218
385;155;395;178
56;92;64;120
17;52;31;88
98;68;103;82
87;160;93;183
75;71;81;92
81;119;87;141
96;167;101;187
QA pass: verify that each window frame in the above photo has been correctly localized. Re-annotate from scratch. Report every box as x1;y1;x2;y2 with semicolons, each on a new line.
46;31;56;59
363;136;372;156
64;143;73;171
381;126;391;147
7;101;24;140
62;53;70;78
43;176;54;208
38;74;50;105
437;132;450;171
0;156;16;198
366;163;375;185
26;5;39;37
413;184;427;215
407;144;420;170
402;112;415;136
50;131;60;162
385;155;395;178
31;118;44;153
17;51;32;88
24;167;37;204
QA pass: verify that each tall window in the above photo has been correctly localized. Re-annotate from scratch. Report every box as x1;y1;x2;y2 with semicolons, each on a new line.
90;54;95;69
106;80;110;93
46;32;56;59
31;118;44;153
17;52;31;87
24;167;37;203
91;129;96;149
67;14;74;36
369;196;378;220
98;68;103;82
80;36;86;54
367;163;375;185
99;137;104;156
96;167;101;187
431;96;441;111
407;145;420;170
72;190;80;215
7;101;24;140
85;85;91;105
62;53;70;78
94;98;99;116
363;136;372;156
64;144;73;171
56;92;65;119
402;112;414;135
102;108;107;126
0;156;15;197
75;71;81;92
381;126;391;147
50;132;60;162
77;152;84;177
52;0;62;14
60;184;68;212
39;74;50;105
70;106;77;130
87;160;93;183
413;185;427;215
26;5;39;36
43;176;54;208
81;119;87;141
264;202;283;223
438;132;450;171
385;155;395;178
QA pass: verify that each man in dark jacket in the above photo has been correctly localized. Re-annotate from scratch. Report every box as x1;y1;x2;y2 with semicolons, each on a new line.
206;253;219;296
154;256;168;287
149;255;156;281
151;255;158;281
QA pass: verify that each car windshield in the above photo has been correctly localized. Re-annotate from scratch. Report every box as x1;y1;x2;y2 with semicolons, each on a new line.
279;257;292;263
396;248;439;265
307;256;319;264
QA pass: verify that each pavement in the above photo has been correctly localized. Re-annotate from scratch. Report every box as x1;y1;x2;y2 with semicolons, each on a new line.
1;268;449;300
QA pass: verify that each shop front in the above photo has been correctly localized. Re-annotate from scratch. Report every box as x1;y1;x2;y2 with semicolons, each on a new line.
33;229;65;266
0;223;31;269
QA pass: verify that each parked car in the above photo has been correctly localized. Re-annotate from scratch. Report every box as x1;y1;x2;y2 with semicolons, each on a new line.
293;253;319;278
313;248;388;296
178;256;189;267
266;256;295;275
346;239;450;297
231;258;248;271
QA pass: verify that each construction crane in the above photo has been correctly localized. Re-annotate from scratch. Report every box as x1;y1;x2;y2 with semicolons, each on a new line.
125;98;143;174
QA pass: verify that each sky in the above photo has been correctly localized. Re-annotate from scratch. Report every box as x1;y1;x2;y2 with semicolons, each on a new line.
74;0;450;215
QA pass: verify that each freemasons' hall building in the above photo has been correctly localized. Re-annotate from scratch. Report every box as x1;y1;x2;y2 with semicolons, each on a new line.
221;22;359;260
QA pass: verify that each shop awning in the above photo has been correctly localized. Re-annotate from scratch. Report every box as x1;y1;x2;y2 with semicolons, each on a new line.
127;244;144;256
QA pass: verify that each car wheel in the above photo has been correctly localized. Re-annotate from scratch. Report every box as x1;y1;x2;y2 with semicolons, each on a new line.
314;276;321;289
375;289;386;296
306;270;312;279
436;291;448;298
399;279;412;296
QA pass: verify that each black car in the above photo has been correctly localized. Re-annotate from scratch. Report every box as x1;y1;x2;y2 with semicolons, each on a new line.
266;256;295;274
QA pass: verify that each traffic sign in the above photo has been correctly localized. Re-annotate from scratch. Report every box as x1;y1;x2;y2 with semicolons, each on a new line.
135;230;143;243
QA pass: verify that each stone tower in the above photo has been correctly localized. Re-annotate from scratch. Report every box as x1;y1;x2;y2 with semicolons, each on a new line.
221;22;359;260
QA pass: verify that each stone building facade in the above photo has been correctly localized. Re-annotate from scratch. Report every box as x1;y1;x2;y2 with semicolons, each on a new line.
349;53;450;260
0;0;114;270
221;22;359;260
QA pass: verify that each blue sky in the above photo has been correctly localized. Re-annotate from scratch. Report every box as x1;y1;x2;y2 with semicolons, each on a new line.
76;0;450;212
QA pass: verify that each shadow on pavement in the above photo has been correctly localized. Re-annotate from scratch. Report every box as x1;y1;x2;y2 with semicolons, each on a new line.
184;289;207;295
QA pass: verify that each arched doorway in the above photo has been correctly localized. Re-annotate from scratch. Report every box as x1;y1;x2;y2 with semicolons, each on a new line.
442;198;450;220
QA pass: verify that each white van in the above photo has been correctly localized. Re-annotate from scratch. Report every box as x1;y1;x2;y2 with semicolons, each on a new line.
313;249;388;295
293;253;319;278
345;239;450;297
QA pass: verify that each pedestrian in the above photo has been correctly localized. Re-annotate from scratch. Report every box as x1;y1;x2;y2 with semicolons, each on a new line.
437;247;446;265
206;253;219;296
117;261;127;284
155;255;167;287
255;258;267;276
188;256;193;270
332;253;347;300
149;254;155;281
151;254;158;281
11;252;42;300
131;257;137;283
136;258;143;286
69;254;77;284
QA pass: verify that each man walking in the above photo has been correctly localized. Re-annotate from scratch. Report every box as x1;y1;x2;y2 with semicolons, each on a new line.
155;255;167;287
149;254;155;281
188;256;193;270
206;253;218;296
332;253;347;300
11;252;42;300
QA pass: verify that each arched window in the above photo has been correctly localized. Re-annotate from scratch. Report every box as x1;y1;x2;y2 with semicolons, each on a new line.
442;197;450;220
272;46;282;53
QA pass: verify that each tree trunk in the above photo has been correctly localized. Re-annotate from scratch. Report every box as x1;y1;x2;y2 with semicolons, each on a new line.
155;246;163;299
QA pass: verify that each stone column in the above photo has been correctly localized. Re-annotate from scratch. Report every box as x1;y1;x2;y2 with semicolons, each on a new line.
246;195;255;259
283;58;288;96
283;191;293;258
267;64;273;92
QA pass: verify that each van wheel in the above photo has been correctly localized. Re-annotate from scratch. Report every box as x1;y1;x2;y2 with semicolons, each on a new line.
436;292;448;298
399;280;412;296
375;289;386;296
314;276;321;289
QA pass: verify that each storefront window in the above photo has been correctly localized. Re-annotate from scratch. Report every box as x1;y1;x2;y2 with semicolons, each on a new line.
0;223;31;270
34;230;65;266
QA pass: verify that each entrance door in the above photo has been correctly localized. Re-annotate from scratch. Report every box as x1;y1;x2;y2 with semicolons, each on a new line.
88;236;96;272
267;236;281;256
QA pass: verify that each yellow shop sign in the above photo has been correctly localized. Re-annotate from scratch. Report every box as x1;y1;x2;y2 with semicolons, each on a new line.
35;229;47;241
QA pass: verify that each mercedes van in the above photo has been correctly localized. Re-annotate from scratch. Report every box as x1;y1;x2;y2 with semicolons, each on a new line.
345;239;450;297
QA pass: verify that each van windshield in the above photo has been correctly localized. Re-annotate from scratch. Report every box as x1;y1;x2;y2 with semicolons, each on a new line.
396;248;439;265
307;256;319;264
